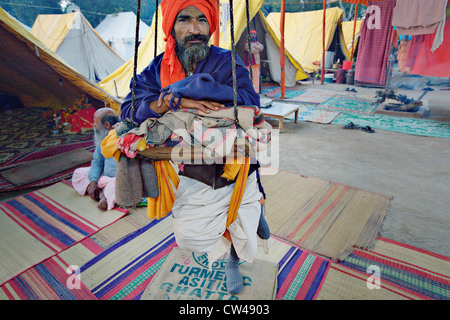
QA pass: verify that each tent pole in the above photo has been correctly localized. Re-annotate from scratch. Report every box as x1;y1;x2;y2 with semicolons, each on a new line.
280;0;286;98
321;0;326;84
213;0;220;46
351;3;358;62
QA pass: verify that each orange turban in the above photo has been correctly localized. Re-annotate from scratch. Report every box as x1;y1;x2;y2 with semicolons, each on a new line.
160;0;218;88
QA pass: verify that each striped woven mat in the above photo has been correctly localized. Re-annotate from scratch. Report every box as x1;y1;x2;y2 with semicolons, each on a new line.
261;170;391;261
77;214;330;300
0;182;126;285
317;237;450;300
0;239;103;300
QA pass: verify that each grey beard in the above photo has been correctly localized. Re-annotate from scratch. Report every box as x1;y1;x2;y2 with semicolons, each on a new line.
176;38;210;74
94;127;109;147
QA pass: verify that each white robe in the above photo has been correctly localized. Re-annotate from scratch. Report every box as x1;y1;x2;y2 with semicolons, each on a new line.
171;171;263;266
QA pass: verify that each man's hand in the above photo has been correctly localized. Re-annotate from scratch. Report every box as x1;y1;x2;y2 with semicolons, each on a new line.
86;181;100;201
158;92;225;114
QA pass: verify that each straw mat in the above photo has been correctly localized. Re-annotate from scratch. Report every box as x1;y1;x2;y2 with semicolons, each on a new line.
0;236;104;300
90;206;151;248
80;215;176;300
317;237;450;300
261;170;391;261
79;212;330;300
0;182;126;285
267;237;330;300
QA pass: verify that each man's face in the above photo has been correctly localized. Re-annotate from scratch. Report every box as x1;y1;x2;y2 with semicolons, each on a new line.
173;6;210;47
93;115;109;146
173;6;211;73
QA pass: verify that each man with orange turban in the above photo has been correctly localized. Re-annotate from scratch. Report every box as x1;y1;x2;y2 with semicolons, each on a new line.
120;0;270;295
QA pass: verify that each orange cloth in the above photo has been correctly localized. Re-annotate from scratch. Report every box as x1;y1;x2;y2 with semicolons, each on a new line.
222;157;251;242
160;0;218;88
410;20;450;77
147;161;180;220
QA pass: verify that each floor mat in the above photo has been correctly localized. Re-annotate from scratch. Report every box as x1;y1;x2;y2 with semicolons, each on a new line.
289;89;352;104
78;214;331;300
283;103;341;124
0;107;94;191
261;86;306;99
0;182;126;285
0;107;93;166
317;237;450;300
1;149;93;186
261;170;391;261
333;113;450;139
0;242;102;300
316;95;379;115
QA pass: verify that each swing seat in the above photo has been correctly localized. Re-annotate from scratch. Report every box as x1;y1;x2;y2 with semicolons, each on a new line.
137;140;253;162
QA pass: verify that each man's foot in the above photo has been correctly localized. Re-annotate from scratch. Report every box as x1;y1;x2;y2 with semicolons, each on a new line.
257;204;270;239
225;246;243;294
97;199;107;211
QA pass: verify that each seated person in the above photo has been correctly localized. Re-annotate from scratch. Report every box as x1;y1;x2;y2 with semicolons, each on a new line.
72;108;119;211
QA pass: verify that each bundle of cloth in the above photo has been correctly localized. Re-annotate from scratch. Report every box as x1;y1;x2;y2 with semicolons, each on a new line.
101;105;272;220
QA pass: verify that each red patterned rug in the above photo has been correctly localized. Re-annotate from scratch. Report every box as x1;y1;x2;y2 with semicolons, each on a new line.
0;107;94;192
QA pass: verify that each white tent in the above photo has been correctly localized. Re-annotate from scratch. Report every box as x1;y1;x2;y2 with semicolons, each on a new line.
31;10;125;82
95;11;150;61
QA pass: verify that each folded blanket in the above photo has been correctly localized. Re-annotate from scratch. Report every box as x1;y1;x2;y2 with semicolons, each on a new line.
112;106;271;162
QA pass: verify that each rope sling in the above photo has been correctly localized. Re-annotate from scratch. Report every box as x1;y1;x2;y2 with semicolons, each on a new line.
121;0;256;162
102;0;263;222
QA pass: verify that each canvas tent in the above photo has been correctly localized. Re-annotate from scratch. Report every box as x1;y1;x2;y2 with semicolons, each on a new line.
95;11;150;61
31;10;125;82
99;0;311;97
264;7;344;74
339;19;363;61
0;7;121;112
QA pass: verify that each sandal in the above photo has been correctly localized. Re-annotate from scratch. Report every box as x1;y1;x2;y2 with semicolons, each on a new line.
343;121;359;129
360;126;375;133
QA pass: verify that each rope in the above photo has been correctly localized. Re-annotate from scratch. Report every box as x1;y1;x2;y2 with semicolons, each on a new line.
154;0;159;58
229;0;239;126
245;0;253;83
129;0;141;126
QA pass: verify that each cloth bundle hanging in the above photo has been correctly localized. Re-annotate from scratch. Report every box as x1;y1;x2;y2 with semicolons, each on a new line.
101;129;178;219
